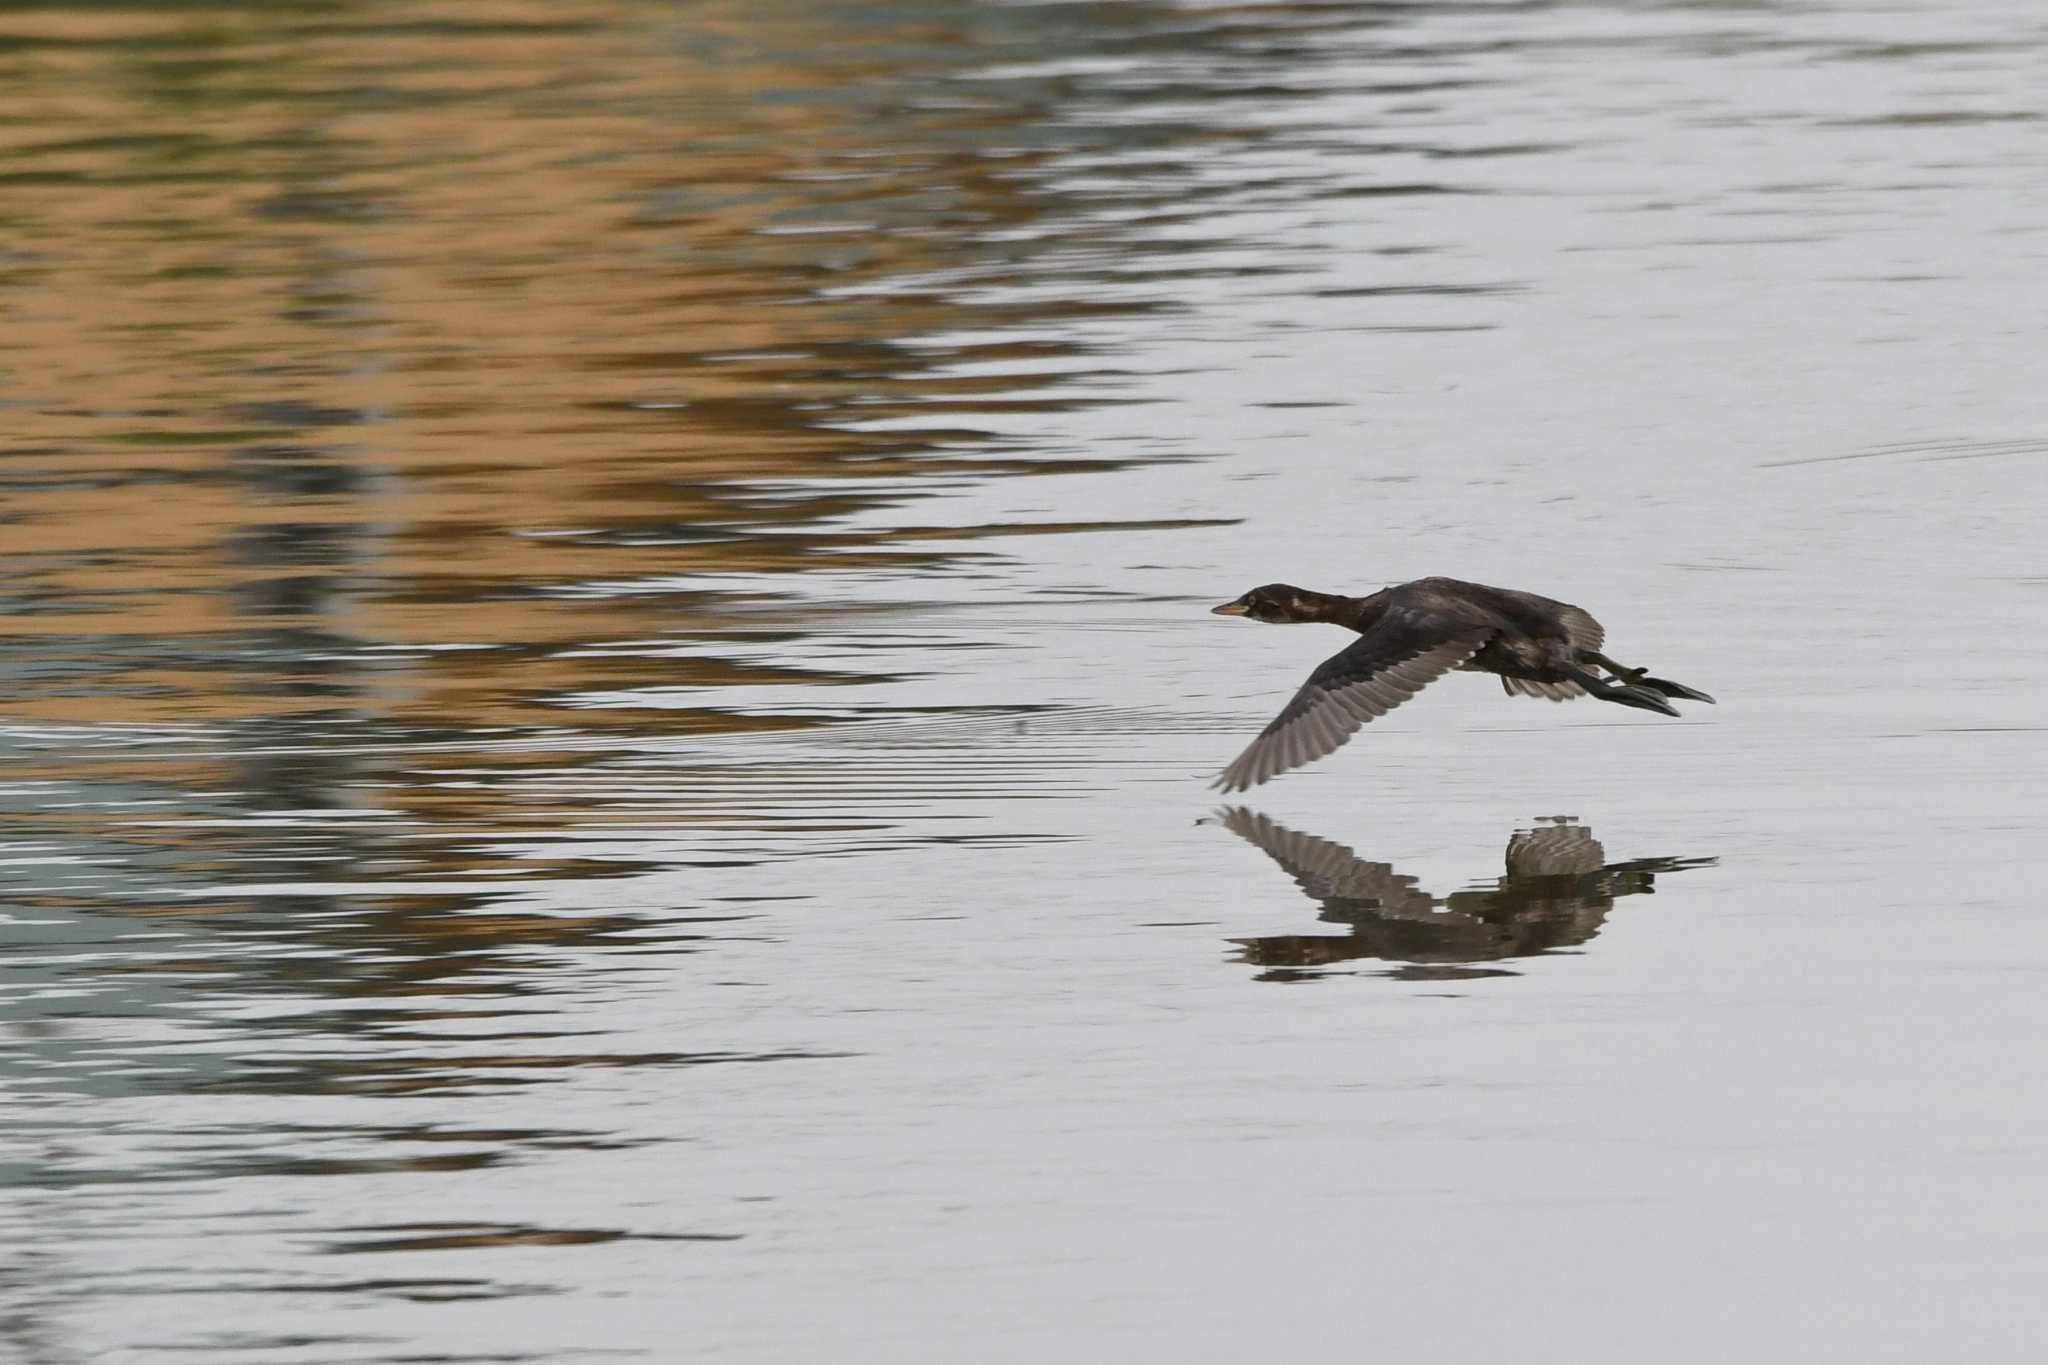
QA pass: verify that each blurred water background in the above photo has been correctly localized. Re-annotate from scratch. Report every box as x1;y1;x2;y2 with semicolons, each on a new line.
3;1;2045;1360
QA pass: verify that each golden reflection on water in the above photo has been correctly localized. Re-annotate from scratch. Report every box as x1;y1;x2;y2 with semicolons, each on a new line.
0;3;1361;1200
1;0;1196;739
0;0;1256;1033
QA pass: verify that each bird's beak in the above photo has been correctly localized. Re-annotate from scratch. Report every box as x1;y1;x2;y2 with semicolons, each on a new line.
1211;601;1249;616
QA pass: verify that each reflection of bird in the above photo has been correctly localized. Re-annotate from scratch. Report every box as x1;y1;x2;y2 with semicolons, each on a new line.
1215;807;1712;978
1209;577;1714;790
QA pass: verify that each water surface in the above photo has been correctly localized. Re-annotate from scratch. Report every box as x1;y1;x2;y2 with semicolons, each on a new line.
3;1;2046;1360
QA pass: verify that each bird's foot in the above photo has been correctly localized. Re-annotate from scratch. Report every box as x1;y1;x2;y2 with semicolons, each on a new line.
1634;675;1716;704
1614;684;1682;717
1595;657;1714;705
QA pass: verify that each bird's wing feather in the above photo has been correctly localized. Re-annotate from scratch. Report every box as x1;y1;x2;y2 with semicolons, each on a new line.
1501;675;1586;702
1556;604;1604;653
1214;610;1491;792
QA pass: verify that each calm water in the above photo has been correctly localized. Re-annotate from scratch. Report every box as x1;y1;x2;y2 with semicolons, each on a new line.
3;0;2046;1360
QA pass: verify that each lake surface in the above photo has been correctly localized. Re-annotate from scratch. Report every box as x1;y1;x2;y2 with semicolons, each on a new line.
3;1;2045;1360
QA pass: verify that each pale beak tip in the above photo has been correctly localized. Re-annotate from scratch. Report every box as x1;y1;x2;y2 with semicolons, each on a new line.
1211;602;1248;616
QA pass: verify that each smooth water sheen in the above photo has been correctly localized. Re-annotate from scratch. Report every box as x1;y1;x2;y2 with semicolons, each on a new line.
3;1;2045;1360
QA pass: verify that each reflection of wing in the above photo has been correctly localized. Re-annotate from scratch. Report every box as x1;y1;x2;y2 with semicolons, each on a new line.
1220;809;1713;974
1215;609;1490;792
1503;822;1604;878
1217;807;1437;918
1445;822;1622;952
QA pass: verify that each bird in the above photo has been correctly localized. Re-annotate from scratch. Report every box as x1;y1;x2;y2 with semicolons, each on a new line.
1209;576;1713;791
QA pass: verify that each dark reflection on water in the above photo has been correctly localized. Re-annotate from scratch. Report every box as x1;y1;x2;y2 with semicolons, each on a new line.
1216;808;1713;982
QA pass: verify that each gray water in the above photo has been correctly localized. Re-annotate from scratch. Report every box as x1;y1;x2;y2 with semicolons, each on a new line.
3;1;2046;1360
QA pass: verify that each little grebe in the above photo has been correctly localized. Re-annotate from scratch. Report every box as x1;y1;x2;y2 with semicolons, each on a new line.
1210;576;1713;791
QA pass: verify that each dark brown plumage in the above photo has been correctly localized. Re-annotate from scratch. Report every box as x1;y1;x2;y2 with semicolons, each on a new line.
1210;576;1713;791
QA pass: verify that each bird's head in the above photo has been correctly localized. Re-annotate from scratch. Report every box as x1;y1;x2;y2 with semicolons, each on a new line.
1211;583;1329;624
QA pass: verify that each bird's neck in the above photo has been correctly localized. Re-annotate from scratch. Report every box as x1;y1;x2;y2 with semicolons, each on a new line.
1327;589;1392;630
1297;589;1374;628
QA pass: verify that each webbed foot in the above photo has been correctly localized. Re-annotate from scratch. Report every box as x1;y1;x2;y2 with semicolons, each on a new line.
1565;666;1683;717
1611;684;1681;717
1634;676;1715;704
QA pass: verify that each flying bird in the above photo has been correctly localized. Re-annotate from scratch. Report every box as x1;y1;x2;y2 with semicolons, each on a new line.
1210;576;1712;791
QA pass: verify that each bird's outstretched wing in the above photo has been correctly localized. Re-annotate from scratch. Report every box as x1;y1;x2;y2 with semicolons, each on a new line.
1214;609;1491;791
